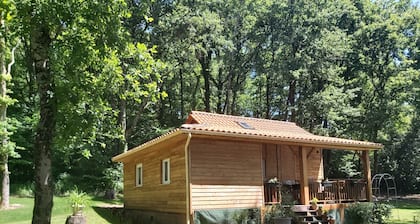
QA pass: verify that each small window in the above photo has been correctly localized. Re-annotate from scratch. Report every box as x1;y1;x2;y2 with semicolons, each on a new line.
136;163;143;187
162;158;170;184
235;121;255;129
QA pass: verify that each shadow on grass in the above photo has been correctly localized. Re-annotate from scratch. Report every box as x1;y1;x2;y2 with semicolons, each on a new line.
390;199;420;210
92;206;124;224
91;196;123;205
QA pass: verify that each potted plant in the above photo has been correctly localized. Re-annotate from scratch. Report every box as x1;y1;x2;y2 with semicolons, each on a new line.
310;197;319;210
316;206;323;216
68;188;89;216
265;204;294;224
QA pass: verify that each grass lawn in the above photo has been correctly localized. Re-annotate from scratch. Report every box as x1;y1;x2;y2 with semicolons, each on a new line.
0;196;123;224
2;197;420;224
388;199;420;224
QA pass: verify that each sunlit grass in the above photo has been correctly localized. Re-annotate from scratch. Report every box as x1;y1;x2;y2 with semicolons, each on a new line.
0;196;123;224
388;199;420;224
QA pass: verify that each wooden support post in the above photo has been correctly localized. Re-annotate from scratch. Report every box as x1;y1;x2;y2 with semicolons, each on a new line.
299;146;309;205
362;151;373;202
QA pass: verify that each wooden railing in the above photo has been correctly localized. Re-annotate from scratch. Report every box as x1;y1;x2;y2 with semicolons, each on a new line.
264;183;281;204
264;182;301;204
309;179;367;203
264;179;367;204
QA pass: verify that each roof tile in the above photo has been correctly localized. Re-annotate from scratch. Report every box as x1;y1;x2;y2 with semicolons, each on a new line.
182;111;382;149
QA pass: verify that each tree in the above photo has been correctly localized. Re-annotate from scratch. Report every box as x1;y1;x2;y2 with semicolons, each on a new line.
15;0;135;222
0;0;18;209
346;0;417;174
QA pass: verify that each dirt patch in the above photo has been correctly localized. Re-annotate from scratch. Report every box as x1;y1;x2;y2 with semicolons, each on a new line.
401;194;420;201
95;203;123;209
1;203;24;210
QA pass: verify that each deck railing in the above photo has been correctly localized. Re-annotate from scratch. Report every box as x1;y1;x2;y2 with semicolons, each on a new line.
309;179;367;203
264;179;367;204
264;183;281;204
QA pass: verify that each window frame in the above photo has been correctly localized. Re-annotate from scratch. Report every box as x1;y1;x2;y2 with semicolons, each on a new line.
135;163;143;187
162;158;171;184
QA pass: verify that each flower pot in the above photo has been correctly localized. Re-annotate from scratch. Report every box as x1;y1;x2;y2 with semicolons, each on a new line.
72;205;85;216
310;203;318;210
271;217;292;224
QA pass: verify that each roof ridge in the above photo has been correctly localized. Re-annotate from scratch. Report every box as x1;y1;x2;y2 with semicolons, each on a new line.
190;111;296;125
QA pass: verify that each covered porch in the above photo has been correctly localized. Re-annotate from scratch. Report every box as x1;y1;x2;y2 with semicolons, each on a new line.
262;143;374;205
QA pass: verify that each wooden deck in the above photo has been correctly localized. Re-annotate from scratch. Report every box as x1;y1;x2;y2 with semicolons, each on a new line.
310;179;367;203
264;179;368;204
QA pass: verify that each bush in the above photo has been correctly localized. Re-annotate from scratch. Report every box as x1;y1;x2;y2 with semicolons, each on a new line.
11;183;34;197
345;202;393;224
55;172;74;195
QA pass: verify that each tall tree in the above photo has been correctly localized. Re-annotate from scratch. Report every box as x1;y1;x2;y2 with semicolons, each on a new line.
347;0;415;174
0;0;18;209
15;0;135;221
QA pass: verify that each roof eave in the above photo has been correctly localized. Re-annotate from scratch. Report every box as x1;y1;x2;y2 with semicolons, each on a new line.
111;129;185;162
182;129;383;151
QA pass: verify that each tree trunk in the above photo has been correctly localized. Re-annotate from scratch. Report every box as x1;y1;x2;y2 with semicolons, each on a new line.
0;19;9;209
287;80;297;122
265;74;271;119
118;98;128;153
31;24;55;224
1;155;9;209
199;50;212;112
179;69;185;117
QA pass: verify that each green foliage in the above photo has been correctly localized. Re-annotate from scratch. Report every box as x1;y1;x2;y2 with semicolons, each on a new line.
102;166;123;193
11;183;34;197
264;204;295;223
68;188;90;209
345;202;393;224
2;0;419;205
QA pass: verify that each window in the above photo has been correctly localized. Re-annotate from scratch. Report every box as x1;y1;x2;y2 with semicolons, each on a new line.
235;121;255;129
162;158;170;184
136;163;143;187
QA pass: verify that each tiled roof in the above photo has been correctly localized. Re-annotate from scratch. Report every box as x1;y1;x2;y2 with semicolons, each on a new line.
182;111;382;150
113;111;382;162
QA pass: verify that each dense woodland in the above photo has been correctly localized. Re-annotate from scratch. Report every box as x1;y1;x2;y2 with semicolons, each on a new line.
0;0;419;222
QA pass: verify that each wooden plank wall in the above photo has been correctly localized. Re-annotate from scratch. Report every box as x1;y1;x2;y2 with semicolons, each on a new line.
262;144;323;182
305;147;324;181
189;138;264;210
122;135;187;213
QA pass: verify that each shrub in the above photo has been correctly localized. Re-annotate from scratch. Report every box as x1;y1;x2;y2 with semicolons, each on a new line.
11;183;34;197
55;172;73;195
345;202;393;224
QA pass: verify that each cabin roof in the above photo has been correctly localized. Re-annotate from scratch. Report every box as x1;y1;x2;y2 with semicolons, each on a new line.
112;111;382;162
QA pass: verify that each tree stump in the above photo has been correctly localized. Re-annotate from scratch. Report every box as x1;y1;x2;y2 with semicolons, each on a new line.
65;215;87;224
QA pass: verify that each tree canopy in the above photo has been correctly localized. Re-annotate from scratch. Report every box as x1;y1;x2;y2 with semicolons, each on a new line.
0;0;419;222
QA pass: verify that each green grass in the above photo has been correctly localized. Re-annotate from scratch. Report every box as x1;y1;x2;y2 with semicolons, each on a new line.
3;197;419;224
388;199;420;224
0;196;123;224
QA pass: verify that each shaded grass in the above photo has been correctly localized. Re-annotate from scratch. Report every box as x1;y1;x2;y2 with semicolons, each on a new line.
0;196;123;224
388;199;420;224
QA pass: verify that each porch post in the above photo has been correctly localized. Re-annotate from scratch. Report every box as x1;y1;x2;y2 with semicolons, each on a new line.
299;146;309;205
362;150;373;202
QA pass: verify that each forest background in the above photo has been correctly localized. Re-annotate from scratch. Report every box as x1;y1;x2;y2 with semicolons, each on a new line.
0;0;419;222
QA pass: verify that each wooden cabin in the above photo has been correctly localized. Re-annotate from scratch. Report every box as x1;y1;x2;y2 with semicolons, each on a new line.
112;111;382;224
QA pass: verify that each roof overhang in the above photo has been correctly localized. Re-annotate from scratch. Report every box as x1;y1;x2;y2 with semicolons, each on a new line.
112;128;382;162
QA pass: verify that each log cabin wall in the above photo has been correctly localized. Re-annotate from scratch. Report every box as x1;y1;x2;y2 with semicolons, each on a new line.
122;134;187;214
262;144;324;183
189;138;264;210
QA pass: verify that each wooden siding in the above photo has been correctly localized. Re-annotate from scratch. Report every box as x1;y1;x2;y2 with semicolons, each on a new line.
306;147;324;181
123;134;187;213
189;139;264;210
263;144;323;183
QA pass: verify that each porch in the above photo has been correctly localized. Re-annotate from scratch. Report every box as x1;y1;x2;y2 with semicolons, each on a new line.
264;178;368;204
262;143;373;206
